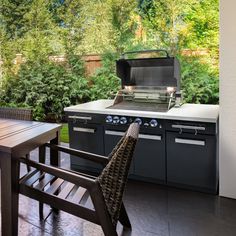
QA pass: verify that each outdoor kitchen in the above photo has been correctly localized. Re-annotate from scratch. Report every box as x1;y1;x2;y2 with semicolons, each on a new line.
2;0;236;235
65;50;219;194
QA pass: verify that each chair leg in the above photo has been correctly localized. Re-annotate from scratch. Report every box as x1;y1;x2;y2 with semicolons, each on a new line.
91;189;118;236
119;202;132;229
25;154;31;172
100;220;118;236
39;202;44;220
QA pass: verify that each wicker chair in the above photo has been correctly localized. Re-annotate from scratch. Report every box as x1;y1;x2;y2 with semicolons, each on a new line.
0;107;33;120
0;107;33;171
19;123;140;236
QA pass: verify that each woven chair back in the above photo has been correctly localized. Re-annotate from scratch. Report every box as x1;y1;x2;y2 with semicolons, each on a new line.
0;107;33;121
97;123;139;226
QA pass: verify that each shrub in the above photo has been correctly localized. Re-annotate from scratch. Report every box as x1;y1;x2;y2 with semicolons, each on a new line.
89;52;120;100
0;55;90;121
180;56;219;104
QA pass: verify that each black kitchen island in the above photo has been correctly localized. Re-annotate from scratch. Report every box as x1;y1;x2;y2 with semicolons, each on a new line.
65;100;219;194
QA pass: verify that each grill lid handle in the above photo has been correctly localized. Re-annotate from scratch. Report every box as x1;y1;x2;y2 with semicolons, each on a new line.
121;49;170;59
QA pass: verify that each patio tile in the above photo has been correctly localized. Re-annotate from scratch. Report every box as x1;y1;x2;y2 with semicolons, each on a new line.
1;147;236;235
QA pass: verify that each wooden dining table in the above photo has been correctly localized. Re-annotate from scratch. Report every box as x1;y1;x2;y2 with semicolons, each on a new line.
0;118;61;236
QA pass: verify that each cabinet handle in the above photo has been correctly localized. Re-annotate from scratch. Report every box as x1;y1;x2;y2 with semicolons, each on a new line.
172;124;205;131
105;130;162;141
73;127;95;133
139;134;162;141
105;130;125;136
68;115;92;121
175;138;205;146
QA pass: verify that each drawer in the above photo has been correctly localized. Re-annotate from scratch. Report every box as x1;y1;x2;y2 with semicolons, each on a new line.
66;112;105;125
166;120;217;135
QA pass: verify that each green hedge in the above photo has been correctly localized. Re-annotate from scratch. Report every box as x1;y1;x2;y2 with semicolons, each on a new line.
0;55;90;121
89;52;120;100
180;56;219;104
0;53;219;122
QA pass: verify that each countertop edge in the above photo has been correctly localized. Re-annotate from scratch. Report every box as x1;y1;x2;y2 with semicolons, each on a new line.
64;108;219;123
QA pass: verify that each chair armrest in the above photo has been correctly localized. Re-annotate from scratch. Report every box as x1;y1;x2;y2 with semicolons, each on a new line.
20;158;96;190
45;143;109;166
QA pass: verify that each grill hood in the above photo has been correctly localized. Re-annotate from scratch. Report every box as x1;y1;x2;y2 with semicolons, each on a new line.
116;50;181;91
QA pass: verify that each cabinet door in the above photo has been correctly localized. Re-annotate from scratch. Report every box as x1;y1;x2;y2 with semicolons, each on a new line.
69;123;104;171
166;132;217;192
104;129;135;174
134;133;166;182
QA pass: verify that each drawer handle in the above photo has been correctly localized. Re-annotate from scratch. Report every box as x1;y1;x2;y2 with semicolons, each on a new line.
172;125;205;131
69;115;92;121
73;127;95;133
175;138;205;146
105;130;125;136
105;130;162;141
139;134;162;141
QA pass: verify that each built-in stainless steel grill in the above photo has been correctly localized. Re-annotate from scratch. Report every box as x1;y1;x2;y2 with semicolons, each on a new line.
108;50;182;112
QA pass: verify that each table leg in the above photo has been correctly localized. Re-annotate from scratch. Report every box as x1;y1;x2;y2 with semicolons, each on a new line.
49;131;60;214
38;145;46;219
50;131;60;167
0;153;20;236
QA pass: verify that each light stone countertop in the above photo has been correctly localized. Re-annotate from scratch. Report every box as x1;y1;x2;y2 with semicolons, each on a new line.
64;99;219;123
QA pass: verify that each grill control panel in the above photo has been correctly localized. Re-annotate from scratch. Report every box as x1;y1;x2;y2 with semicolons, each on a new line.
105;115;161;128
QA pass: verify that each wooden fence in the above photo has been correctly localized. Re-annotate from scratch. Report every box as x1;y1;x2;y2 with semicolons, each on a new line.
0;49;212;79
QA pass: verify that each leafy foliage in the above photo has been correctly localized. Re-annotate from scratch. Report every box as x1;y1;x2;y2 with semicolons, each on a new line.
0;57;89;121
181;56;219;104
0;0;219;121
89;52;120;100
139;0;195;55
0;0;33;39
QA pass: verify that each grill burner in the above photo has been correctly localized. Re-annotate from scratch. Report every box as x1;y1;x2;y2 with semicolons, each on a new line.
109;102;170;112
108;50;182;112
109;86;176;112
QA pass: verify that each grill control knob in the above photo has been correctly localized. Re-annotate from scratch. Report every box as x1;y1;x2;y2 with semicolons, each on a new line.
105;115;113;123
134;118;142;125
150;119;158;128
120;117;127;125
113;116;120;124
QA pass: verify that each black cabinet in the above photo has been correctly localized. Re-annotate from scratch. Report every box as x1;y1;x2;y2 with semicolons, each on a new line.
133;133;166;183
104;129;135;174
69;122;104;171
66;112;218;194
166;131;218;193
104;129;166;182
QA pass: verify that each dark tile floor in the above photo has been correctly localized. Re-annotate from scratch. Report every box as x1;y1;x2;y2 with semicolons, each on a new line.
1;146;236;236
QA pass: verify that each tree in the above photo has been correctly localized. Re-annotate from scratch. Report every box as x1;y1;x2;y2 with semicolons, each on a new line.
49;0;86;55
185;0;219;62
108;0;138;53
73;0;138;54
139;0;197;55
0;0;33;39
